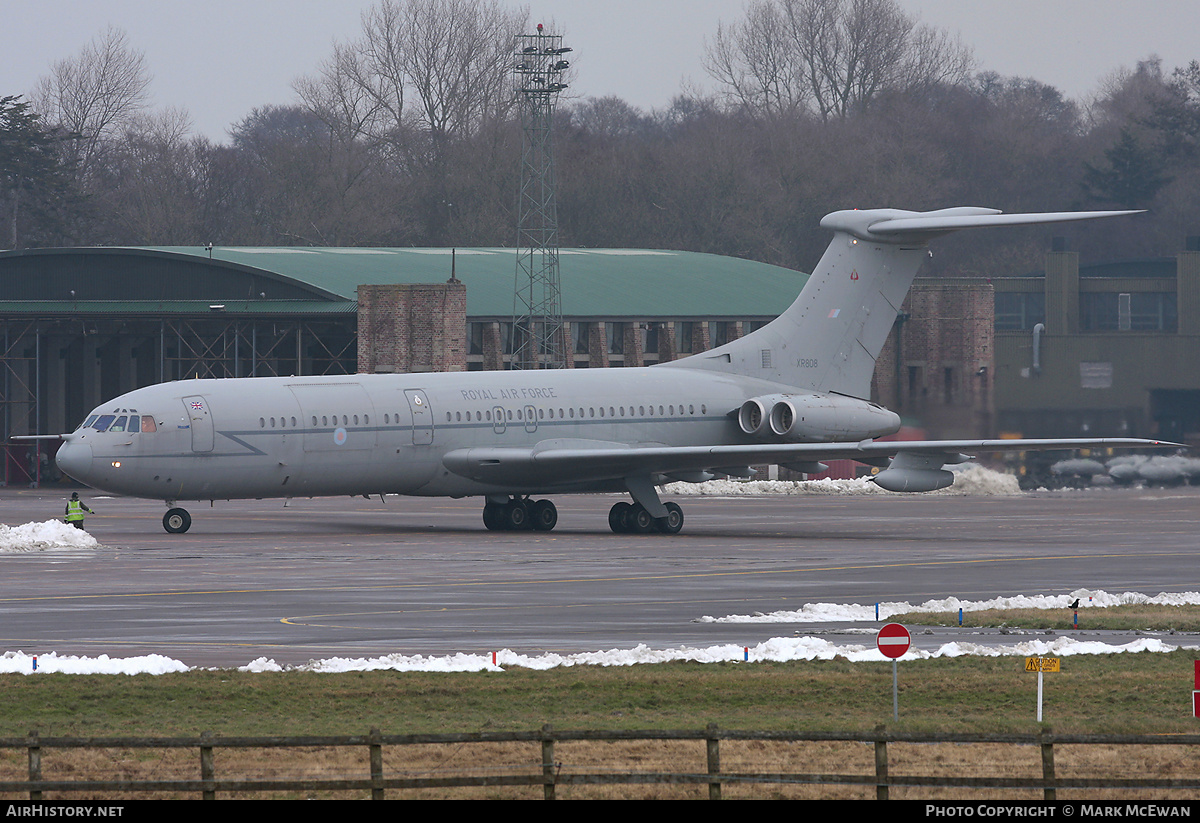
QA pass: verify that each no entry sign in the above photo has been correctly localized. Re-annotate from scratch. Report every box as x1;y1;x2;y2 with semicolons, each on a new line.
877;623;911;659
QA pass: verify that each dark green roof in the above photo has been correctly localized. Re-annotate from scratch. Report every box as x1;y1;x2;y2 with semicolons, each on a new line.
0;246;808;318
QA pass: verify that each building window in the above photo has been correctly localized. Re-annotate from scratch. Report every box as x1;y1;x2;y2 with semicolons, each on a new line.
709;321;729;348
995;293;1045;331
573;322;590;354
1081;292;1177;331
643;323;659;354
468;322;485;355
607;322;624;354
677;322;694;353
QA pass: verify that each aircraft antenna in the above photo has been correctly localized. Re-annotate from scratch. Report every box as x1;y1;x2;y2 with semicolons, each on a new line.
510;24;571;370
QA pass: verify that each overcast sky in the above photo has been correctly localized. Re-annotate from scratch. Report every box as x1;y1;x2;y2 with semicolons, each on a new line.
6;1;1200;142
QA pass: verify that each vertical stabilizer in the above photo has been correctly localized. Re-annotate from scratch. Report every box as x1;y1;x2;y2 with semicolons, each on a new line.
663;207;1139;399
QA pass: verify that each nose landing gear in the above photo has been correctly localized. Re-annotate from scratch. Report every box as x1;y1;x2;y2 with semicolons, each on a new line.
163;507;192;534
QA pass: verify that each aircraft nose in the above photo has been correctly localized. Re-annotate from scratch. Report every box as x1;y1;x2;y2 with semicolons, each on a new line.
55;441;93;482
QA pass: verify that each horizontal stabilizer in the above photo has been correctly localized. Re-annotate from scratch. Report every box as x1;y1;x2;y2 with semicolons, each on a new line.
821;208;1144;244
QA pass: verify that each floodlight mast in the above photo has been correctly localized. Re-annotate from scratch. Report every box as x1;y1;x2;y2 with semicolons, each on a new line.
511;24;571;370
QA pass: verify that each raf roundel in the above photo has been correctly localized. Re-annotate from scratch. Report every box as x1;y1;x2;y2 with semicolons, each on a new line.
333;427;348;446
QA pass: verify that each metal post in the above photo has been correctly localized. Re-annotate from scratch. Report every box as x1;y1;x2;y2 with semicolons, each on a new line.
893;659;899;720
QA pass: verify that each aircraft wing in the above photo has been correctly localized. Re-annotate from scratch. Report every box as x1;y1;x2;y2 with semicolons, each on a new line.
442;437;1179;490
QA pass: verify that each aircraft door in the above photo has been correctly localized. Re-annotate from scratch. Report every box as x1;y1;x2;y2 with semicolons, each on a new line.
524;404;537;433
182;395;214;453
405;389;433;445
492;406;506;434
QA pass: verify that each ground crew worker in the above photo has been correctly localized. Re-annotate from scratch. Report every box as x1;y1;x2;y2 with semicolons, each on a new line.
64;492;92;530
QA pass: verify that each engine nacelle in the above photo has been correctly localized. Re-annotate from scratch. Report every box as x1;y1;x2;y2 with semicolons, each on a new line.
737;397;771;436
738;392;900;442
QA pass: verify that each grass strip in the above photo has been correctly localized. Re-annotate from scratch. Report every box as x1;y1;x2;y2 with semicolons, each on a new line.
1;649;1198;738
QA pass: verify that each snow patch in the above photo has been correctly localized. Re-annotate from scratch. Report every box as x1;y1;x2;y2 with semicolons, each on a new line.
698;588;1200;623
0;520;99;553
2;587;1193;674
0;651;188;675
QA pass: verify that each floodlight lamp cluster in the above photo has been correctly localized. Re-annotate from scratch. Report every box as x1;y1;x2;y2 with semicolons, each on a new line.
513;27;571;96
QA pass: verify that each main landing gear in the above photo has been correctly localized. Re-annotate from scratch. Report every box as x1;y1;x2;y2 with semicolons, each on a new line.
482;496;558;532
608;500;683;534
480;495;685;534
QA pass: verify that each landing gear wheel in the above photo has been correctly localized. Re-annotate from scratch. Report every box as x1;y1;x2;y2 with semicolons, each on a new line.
505;498;530;530
630;504;655;533
609;501;632;533
482;502;505;531
163;507;191;534
530;499;558;531
656;502;684;534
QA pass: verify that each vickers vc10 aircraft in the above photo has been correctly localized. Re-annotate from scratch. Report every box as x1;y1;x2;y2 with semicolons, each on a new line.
45;206;1175;534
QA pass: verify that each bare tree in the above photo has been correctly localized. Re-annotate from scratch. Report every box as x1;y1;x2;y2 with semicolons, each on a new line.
391;0;526;143
33;26;152;175
704;0;973;121
100;108;212;244
294;0;530;243
703;2;809;118
295;41;388;151
301;0;528;151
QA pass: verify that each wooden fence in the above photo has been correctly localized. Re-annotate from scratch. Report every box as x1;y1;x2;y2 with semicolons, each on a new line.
3;726;1200;800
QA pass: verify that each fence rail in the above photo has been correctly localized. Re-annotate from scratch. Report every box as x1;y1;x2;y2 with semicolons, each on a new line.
5;727;1200;800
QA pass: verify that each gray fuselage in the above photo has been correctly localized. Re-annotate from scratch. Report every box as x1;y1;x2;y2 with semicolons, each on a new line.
56;365;873;502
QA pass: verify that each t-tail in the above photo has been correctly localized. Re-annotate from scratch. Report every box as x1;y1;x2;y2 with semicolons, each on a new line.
663;206;1140;398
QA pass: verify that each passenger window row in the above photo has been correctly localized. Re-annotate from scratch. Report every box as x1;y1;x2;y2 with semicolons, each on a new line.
441;404;709;423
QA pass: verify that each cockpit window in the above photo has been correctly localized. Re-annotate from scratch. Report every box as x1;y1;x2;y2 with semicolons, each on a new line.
82;415;98;430
141;416;157;433
110;416;128;433
92;415;116;432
